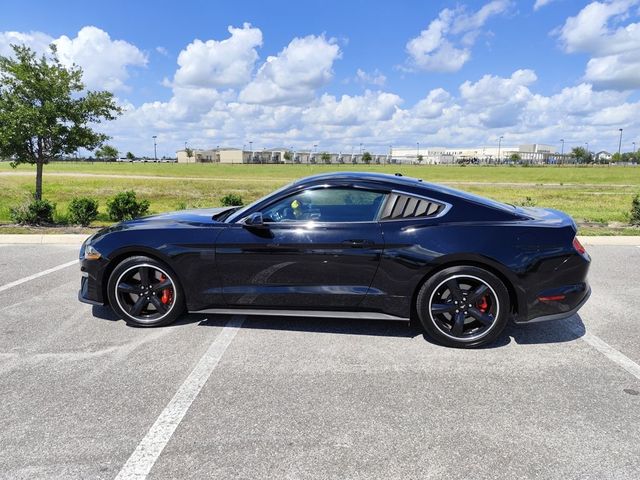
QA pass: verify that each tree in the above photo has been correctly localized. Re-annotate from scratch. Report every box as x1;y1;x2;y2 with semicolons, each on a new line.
362;151;372;164
416;154;424;164
96;144;118;160
571;146;590;163
185;147;194;163
321;152;331;164
126;151;135;161
0;45;121;200
283;151;292;162
509;152;521;163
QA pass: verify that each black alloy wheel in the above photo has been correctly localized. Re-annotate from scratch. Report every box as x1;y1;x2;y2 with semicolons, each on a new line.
416;266;510;348
107;256;185;327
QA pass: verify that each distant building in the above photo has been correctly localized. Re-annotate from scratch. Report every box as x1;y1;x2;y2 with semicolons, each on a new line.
595;151;612;162
177;143;561;165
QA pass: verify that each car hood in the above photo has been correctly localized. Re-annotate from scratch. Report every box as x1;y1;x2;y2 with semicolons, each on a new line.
133;207;237;224
88;207;237;243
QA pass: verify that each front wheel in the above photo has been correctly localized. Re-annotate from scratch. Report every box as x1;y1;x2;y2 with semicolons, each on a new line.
416;266;510;348
107;255;185;327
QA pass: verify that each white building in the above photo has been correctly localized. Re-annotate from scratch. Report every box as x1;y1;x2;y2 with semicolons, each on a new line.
390;144;557;164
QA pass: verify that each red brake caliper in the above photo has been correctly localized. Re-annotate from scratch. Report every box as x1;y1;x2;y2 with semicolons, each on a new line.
477;296;489;313
159;274;173;305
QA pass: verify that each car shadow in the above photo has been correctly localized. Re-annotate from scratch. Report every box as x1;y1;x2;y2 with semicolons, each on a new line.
91;305;586;346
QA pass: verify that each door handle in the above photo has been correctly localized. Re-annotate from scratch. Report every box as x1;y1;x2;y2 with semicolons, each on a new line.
342;239;373;248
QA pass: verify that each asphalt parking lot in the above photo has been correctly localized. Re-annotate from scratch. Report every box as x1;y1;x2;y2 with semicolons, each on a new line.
0;243;639;479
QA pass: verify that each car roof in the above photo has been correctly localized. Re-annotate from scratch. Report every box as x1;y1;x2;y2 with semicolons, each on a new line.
294;171;517;213
294;171;427;189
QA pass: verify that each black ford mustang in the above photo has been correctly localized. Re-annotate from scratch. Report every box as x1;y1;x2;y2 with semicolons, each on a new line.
79;172;590;348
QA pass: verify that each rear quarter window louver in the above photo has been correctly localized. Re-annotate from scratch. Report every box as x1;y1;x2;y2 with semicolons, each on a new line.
380;193;445;220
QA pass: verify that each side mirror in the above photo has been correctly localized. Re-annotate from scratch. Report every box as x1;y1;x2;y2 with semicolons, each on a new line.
243;212;266;228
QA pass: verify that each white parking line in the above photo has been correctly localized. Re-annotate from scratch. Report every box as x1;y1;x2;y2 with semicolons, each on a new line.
580;331;640;380
0;259;78;293
114;315;245;480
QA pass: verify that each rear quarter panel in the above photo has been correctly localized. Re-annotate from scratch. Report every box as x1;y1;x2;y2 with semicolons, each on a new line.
364;210;581;321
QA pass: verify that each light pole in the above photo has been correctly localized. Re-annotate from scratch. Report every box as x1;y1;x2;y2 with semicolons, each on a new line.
633;141;636;154
152;135;157;162
560;139;564;155
312;144;317;165
249;141;253;164
618;128;623;156
585;142;589;163
497;136;503;163
416;142;420;162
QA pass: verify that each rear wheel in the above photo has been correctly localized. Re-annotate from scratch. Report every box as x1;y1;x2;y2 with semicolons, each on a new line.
416;266;510;348
107;256;185;327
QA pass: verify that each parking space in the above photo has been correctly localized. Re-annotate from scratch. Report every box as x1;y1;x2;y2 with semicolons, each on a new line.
0;244;639;479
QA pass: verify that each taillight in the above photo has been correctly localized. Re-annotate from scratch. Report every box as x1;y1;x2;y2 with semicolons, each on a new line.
573;237;586;255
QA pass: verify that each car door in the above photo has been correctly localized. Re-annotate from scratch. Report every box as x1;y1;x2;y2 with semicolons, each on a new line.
215;186;386;309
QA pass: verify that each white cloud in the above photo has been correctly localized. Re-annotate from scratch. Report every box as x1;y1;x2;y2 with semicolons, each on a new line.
239;34;341;105
558;0;640;90
304;91;402;126
173;23;262;89
354;68;387;86
0;30;53;56
0;27;147;91
156;46;169;56
405;1;511;72
533;0;557;10
53;26;147;91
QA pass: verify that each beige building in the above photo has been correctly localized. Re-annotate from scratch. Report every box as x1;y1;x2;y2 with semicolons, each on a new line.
176;149;218;163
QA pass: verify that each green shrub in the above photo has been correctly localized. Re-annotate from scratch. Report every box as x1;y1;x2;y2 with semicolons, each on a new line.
220;193;244;207
631;194;640;225
10;197;56;225
107;190;150;221
519;196;537;207
68;197;99;226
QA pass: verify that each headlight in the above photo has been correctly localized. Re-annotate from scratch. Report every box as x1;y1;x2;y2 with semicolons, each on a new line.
84;244;102;260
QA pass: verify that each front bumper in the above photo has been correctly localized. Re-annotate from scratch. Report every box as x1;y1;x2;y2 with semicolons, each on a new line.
78;257;109;306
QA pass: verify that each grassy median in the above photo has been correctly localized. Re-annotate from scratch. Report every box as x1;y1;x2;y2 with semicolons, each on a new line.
1;162;639;235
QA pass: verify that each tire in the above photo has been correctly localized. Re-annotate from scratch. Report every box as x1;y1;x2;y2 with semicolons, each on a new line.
107;255;185;327
416;266;510;348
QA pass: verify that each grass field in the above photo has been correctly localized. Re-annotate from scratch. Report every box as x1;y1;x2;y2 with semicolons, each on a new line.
1;161;639;235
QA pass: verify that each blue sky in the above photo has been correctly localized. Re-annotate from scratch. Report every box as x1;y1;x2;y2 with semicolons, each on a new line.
1;0;639;157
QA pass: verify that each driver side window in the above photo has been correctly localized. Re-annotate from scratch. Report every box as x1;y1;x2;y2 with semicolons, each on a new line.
262;188;386;223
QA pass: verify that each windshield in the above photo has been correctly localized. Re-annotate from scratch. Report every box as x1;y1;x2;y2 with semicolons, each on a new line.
225;181;296;223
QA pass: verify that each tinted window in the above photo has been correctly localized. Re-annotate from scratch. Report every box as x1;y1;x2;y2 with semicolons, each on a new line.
262;188;386;223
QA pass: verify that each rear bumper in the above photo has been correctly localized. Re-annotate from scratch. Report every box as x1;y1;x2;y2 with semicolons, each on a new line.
515;284;591;324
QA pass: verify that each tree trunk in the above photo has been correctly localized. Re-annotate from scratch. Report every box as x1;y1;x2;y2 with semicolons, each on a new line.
35;159;43;201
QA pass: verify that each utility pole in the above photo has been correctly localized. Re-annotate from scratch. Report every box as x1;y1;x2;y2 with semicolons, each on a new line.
497;136;503;163
152;135;157;162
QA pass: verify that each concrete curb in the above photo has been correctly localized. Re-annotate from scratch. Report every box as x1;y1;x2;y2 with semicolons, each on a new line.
0;234;89;245
0;233;638;246
578;236;640;246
